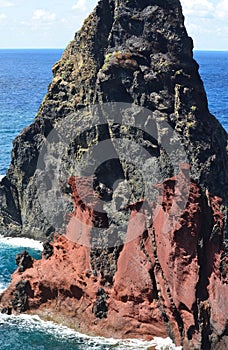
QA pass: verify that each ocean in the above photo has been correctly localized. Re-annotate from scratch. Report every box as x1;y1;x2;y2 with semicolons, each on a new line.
0;49;227;349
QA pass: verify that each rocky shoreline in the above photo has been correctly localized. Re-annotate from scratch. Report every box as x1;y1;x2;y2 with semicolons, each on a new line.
1;174;228;348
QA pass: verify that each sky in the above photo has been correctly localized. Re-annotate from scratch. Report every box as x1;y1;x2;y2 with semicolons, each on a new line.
0;0;227;50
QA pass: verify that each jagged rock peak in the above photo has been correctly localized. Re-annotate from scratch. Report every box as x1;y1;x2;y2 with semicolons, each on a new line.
0;0;227;240
48;0;194;109
0;0;228;349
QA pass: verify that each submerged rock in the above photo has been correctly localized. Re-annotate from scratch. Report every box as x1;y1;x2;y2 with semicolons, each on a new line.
0;0;227;349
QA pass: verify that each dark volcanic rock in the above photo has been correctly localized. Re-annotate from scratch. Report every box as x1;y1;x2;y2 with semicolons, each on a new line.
15;250;33;272
0;176;227;349
12;280;32;312
0;0;227;240
42;239;54;260
93;287;108;319
0;0;227;349
1;307;12;315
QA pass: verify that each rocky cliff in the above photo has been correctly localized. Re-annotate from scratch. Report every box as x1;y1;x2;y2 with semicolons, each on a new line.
0;0;228;349
0;0;227;239
1;175;228;349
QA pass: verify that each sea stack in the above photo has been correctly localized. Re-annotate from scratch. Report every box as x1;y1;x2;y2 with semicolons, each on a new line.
0;0;227;349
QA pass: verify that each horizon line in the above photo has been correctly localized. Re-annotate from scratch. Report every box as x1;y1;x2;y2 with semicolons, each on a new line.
0;47;64;50
0;48;227;52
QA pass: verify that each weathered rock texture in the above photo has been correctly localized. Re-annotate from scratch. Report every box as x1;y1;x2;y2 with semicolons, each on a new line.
0;0;228;349
0;0;227;239
1;175;228;349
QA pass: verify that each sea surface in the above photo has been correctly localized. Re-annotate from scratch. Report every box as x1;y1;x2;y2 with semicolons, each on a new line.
0;49;227;349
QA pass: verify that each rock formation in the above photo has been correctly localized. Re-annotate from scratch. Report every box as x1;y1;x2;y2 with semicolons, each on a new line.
0;0;227;239
0;0;227;349
1;175;228;349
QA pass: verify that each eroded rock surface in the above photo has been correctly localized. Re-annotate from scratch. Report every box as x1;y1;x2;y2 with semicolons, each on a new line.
0;0;227;239
0;0;227;349
1;175;227;349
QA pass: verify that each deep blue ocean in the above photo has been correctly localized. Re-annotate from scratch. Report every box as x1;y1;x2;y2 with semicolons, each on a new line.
0;49;227;350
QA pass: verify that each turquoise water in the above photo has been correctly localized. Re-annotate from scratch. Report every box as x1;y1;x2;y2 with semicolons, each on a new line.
0;50;227;349
0;238;41;292
0;237;179;350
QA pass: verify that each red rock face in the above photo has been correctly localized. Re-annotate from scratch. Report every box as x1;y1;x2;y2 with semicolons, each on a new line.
0;175;227;349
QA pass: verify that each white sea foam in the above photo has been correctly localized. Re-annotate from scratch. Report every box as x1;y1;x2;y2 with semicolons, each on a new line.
0;313;182;349
0;175;179;348
0;235;43;251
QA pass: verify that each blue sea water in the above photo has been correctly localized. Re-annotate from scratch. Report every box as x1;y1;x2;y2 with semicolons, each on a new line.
194;51;228;132
0;49;63;174
0;49;227;349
